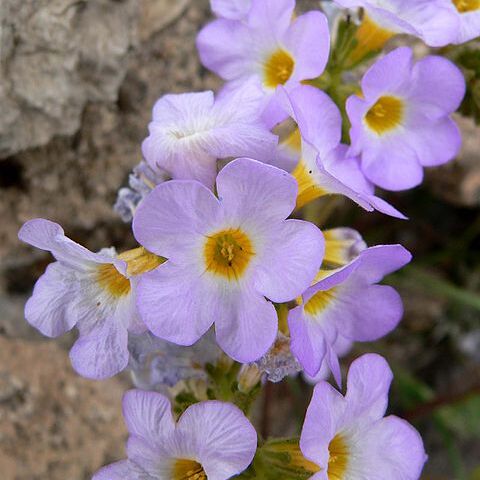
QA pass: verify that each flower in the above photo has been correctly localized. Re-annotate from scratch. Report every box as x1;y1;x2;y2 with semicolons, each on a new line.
288;245;411;384
93;390;257;480
447;0;480;44
114;160;169;223
141;83;277;189
18;219;163;379
128;330;222;390
275;84;406;218
210;0;252;19
303;335;353;385
133;157;324;363
322;228;366;269
300;354;427;479
347;47;465;191
197;0;330;121
334;0;460;47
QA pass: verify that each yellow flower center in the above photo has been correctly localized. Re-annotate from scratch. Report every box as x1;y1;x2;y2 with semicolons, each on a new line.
364;96;404;135
328;434;349;480
348;15;395;65
96;247;164;297
453;0;480;12
291;160;327;209
203;228;254;280
173;459;206;480
304;288;337;316
263;49;295;89
323;230;358;268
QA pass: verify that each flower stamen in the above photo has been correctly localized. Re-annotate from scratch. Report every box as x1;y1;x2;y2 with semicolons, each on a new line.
364;95;404;135
204;228;255;280
263;49;295;89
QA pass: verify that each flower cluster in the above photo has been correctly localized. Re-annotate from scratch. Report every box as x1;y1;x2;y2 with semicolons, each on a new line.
18;0;476;478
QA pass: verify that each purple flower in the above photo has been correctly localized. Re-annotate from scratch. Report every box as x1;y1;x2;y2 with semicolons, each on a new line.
276;85;406;218
300;354;427;479
142;83;277;190
288;245;411;384
334;0;460;46
323;228;367;268
303;335;353;385
133;158;324;363
210;0;252;19
18;219;163;379
447;0;480;43
93;390;257;480
197;0;330;121
347;47;465;191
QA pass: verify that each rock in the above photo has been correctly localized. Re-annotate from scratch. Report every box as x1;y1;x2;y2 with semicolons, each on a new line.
0;337;128;480
0;0;138;158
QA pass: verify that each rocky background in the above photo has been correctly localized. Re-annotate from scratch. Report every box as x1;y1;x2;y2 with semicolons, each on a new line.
0;1;479;479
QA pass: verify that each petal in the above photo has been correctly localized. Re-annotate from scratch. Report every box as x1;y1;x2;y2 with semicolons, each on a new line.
284;11;330;82
18;218;109;269
345;353;393;422
409;118;461;167
136;263;216;346
215;285;278;363
210;0;252;20
24;262;79;337
254;219;324;303
349;244;412;284
247;0;295;43
410;55;465;118
151;91;214;125
69;319;129;379
333;283;404;342
175;401;257;480
361;47;413;101
123;390;175;444
126;436;172;479
288;306;328;377
350;415;427;479
133;180;220;262
196;19;254;80
216;158;297;223
456;10;480;44
93;461;145;480
278;85;342;157
300;381;346;468
360;136;424;191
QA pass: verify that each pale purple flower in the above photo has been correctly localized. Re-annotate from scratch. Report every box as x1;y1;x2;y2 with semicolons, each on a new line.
300;354;427;479
115;161;169;222
334;0;460;46
210;0;252;19
18;219;163;379
288;245;411;384
275;84;406;218
128;330;222;391
303;335;353;385
444;0;480;44
197;0;330;123
133;158;324;363
142;83;277;189
323;228;367;269
94;390;257;480
347;47;465;191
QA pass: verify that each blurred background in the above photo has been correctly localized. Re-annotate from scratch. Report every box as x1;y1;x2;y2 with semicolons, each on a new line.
0;1;479;479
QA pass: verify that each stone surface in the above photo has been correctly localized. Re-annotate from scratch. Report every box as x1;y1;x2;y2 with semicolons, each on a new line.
0;0;138;158
0;337;128;480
